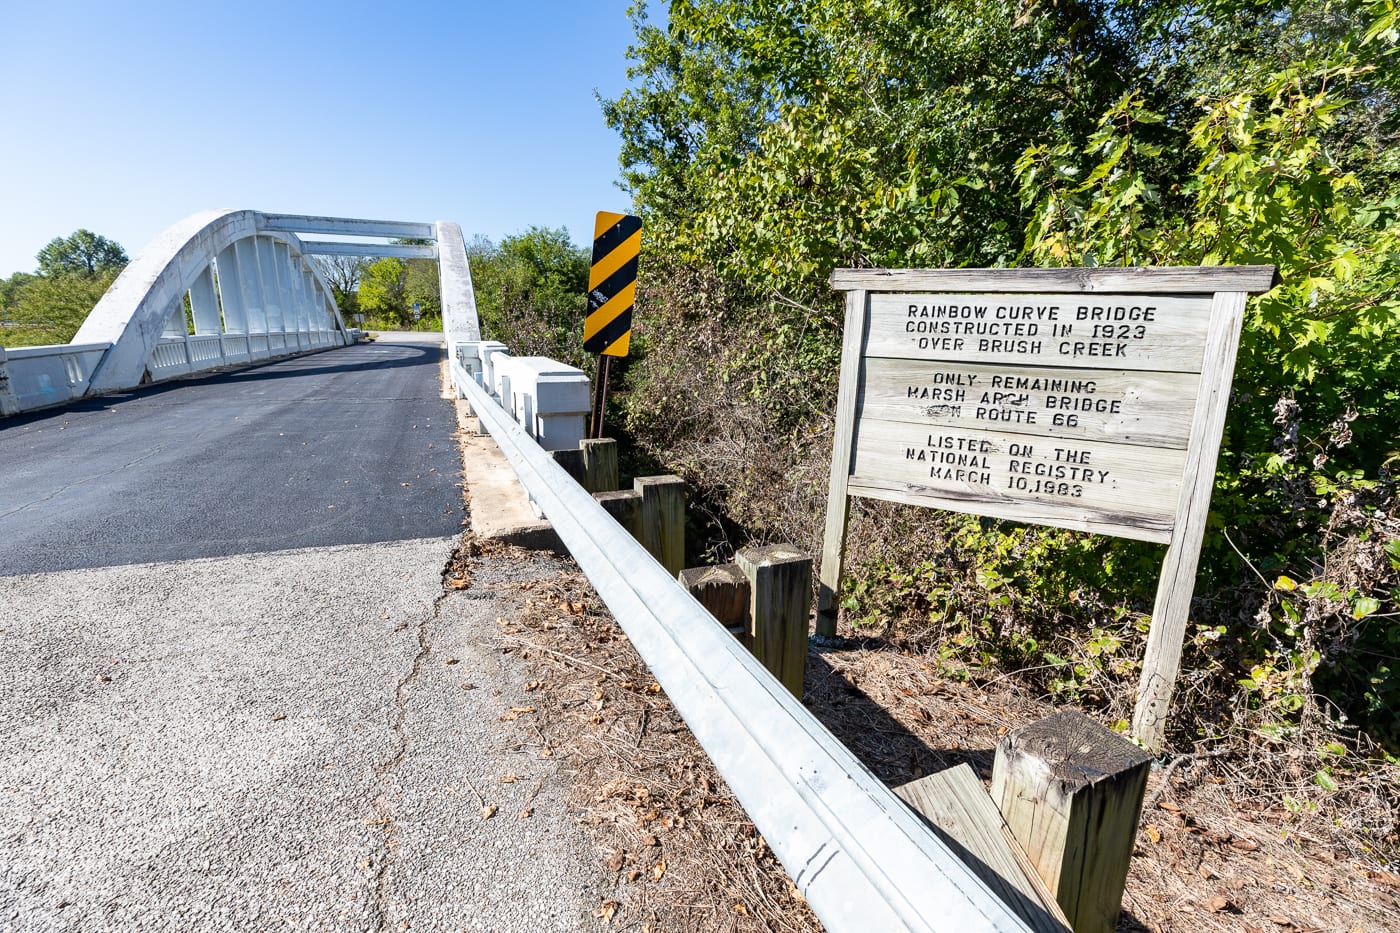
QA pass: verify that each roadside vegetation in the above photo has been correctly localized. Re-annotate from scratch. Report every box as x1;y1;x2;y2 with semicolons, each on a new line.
482;2;1400;919
0;230;127;346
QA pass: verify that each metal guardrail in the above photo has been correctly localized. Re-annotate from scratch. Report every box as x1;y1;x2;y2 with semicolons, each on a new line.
451;358;1034;933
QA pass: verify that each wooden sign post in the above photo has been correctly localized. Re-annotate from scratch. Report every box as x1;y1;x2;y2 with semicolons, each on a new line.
817;266;1276;751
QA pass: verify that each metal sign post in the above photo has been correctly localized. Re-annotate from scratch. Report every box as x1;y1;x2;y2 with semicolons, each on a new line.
583;212;641;438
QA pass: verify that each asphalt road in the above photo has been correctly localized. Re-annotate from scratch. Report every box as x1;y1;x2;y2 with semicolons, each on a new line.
0;336;609;931
0;336;464;577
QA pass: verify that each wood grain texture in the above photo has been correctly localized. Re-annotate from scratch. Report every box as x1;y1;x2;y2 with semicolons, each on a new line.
737;544;811;699
594;488;641;538
895;765;1071;933
580;438;619;493
635;475;686;577
679;563;752;645
1132;291;1249;750
859;358;1201;449
831;265;1278;293
816;289;868;637
865;292;1212;372
849;419;1185;540
990;711;1151;933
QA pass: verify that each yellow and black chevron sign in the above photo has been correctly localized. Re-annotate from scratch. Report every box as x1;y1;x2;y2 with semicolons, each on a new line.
583;212;641;357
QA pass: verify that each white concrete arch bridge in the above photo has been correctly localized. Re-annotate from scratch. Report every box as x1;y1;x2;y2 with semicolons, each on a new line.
0;208;479;414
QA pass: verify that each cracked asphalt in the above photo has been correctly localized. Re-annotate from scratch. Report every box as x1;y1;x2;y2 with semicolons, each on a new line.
0;335;607;931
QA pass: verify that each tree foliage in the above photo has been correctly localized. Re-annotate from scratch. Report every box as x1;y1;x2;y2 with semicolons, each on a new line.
355;252;441;329
1;230;128;346
313;255;366;318
603;0;1400;747
35;229;128;278
469;227;590;369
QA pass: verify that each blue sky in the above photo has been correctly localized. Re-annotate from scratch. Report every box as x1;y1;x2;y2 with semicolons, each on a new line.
0;1;650;277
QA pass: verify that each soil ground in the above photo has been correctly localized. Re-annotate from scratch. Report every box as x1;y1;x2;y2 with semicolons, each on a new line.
446;541;1400;933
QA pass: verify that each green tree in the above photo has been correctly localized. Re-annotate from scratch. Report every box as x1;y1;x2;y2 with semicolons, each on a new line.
313;255;366;318
357;257;408;326
468;227;589;367
601;0;1400;746
0;268;121;346
35;229;128;277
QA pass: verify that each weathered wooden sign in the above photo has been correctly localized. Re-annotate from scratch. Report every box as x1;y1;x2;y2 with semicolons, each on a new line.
817;266;1277;750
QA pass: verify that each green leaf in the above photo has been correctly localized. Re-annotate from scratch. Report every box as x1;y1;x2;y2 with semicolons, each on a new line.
1351;597;1381;620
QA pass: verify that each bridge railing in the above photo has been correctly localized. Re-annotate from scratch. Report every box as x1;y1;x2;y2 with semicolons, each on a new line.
0;342;112;415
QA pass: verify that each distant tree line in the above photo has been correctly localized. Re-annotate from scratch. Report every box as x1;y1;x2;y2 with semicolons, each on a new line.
0;230;128;346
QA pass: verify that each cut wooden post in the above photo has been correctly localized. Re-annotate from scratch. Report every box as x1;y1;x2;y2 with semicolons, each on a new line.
634;475;685;576
990;711;1151;933
1131;290;1250;752
580;438;619;493
895;764;1070;933
552;447;586;485
816;289;867;637
594;489;642;539
736;544;811;699
678;564;752;649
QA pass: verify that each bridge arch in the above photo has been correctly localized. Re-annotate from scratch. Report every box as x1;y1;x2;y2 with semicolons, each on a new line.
76;209;353;393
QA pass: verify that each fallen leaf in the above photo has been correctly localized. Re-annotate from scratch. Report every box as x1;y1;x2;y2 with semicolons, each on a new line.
481;805;497;820
594;901;618;923
732;904;749;916
518;807;533;819
626;869;641;883
1208;895;1237;913
607;849;625;872
1146;825;1161;844
271;713;287;722
499;774;517;784
1230;837;1260;852
641;835;658;847
443;657;459;665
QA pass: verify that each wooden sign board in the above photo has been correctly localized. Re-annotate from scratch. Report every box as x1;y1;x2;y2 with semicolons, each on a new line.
817;266;1277;750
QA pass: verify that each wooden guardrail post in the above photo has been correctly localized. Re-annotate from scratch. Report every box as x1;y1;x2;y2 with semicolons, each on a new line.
593;489;642;539
990;710;1151;933
895;765;1071;933
678;564;752;649
634;476;685;576
580;438;618;493
552;448;586;485
736;545;811;699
